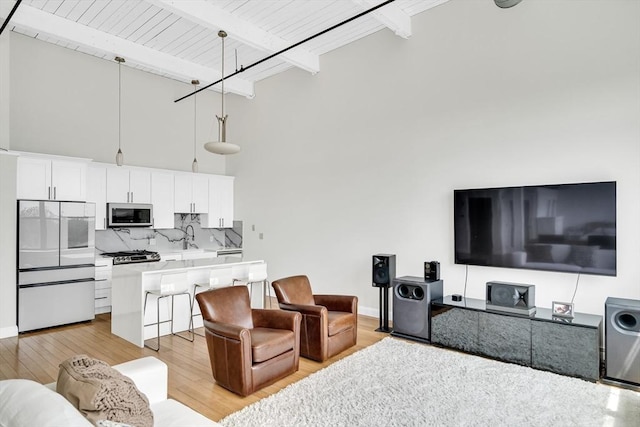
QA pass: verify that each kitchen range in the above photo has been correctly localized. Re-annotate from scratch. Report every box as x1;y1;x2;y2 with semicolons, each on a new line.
101;250;161;265
17;200;96;332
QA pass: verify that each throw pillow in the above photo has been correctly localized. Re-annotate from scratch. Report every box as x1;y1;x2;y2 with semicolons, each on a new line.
57;355;153;427
0;379;92;427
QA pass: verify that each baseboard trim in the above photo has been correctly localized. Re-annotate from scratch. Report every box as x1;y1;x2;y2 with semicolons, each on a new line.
0;325;18;339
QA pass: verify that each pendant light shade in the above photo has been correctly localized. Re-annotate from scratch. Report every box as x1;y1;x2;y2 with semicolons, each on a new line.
115;56;125;166
191;79;199;172
204;30;241;155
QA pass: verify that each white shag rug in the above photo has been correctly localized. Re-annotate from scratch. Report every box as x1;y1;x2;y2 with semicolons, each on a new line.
220;337;640;427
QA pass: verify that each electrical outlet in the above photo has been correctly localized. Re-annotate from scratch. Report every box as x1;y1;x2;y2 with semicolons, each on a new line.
209;236;214;242
149;238;156;245
259;233;264;240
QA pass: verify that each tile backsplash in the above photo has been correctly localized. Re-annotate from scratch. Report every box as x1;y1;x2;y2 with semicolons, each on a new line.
96;215;242;253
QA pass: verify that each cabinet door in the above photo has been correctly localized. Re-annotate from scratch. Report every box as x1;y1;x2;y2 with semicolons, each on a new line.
51;160;86;201
87;166;107;230
478;312;531;365
16;157;51;200
207;175;234;228
174;174;193;213
191;174;209;214
531;320;600;380
151;171;174;229
106;168;130;202
129;170;151;203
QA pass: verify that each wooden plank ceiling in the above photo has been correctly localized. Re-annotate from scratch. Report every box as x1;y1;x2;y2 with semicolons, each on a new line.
5;0;449;98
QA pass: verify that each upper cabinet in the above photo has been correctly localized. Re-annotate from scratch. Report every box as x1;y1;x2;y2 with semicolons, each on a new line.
87;166;107;230
174;173;208;214
16;155;87;201
151;171;175;229
205;175;234;228
106;167;151;203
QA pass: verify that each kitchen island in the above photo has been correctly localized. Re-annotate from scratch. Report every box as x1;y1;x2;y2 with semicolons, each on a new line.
111;257;266;348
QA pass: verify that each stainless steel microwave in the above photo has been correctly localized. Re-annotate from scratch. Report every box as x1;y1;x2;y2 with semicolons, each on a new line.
107;203;153;228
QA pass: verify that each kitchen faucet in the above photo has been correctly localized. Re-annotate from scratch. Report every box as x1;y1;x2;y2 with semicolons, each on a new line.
183;225;195;250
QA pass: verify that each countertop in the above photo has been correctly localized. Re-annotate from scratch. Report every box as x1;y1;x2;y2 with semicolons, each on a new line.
113;256;262;275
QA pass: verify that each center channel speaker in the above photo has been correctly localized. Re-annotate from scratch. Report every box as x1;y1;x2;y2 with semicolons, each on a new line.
372;254;396;288
486;281;536;316
605;297;640;387
391;276;443;343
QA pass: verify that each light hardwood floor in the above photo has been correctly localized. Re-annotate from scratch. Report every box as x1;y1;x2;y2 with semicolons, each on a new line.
0;308;388;422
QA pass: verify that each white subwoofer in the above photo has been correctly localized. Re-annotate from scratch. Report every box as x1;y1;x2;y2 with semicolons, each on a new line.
605;297;640;386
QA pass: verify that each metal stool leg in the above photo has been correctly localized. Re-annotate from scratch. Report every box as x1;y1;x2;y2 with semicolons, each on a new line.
143;291;160;351
171;293;195;342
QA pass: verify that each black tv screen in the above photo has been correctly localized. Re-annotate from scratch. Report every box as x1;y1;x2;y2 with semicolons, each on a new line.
454;182;616;276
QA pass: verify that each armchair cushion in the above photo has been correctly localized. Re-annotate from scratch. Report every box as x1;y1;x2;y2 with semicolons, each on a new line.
327;311;356;336
250;328;296;363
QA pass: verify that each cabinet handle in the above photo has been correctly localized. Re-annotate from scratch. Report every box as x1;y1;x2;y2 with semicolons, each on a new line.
53;187;56;200
48;186;51;199
131;192;134;202
127;192;129;203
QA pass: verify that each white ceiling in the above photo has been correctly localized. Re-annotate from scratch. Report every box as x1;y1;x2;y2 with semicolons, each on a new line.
4;0;450;99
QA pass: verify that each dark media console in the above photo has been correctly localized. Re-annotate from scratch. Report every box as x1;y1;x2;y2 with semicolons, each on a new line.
431;296;603;381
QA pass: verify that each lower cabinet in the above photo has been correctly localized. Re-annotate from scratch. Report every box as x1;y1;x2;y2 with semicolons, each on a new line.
95;261;112;314
478;312;531;365
531;320;601;380
431;296;602;381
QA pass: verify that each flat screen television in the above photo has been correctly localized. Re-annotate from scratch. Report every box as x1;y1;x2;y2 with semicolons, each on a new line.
454;181;616;276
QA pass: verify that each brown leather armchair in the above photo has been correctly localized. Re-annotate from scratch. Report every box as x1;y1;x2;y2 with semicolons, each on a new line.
271;275;358;362
195;285;301;396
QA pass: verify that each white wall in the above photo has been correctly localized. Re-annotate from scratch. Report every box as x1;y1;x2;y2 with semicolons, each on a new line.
228;0;640;317
9;33;227;175
3;0;639;322
0;153;17;338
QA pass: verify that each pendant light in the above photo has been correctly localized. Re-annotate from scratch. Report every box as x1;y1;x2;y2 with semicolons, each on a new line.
191;79;199;172
115;56;125;166
204;30;241;155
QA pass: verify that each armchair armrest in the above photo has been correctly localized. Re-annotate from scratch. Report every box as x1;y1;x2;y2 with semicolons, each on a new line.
112;357;167;405
314;294;358;313
252;308;301;331
203;319;250;341
278;302;326;317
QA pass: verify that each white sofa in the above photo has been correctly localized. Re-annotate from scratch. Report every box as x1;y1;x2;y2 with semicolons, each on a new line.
0;356;221;427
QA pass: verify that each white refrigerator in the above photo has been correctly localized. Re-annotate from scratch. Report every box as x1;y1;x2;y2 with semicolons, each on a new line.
17;200;96;332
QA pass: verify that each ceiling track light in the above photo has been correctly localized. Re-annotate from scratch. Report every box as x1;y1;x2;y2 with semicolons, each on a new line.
191;79;199;172
115;56;125;166
204;30;241;155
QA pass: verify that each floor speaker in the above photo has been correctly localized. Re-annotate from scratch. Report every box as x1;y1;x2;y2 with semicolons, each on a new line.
605;297;640;386
391;276;443;343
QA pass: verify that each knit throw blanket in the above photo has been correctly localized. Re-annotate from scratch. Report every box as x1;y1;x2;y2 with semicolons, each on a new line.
57;355;153;427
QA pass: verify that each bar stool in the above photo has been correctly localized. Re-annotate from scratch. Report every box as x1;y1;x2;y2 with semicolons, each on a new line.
192;267;234;336
231;264;251;298
233;263;270;308
143;271;194;351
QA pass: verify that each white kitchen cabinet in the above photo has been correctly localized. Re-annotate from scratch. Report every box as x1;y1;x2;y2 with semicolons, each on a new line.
95;260;112;314
87;166;107;230
106;167;151;203
205;175;234;228
17;156;87;201
174;173;208;214
151;171;175;229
